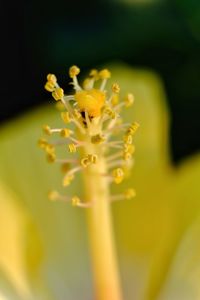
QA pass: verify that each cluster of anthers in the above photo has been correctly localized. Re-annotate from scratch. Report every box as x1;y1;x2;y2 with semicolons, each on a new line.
39;66;139;208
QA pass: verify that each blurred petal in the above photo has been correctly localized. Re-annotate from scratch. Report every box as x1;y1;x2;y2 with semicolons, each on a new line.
0;183;31;299
158;217;200;300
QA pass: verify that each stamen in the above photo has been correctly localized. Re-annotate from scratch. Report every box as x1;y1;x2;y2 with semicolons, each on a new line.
52;88;64;101
62;174;74;186
112;83;120;94
60;128;72;138
42;65;139;212
124;93;134;107
69;65;82;91
46;152;56;163
112;168;124;184
83;78;94;90
47;74;57;84
99;69;111;91
110;188;136;202
91;134;106;144
61;111;71;124
38;138;48;149
71;196;92;208
81;154;98;168
62;165;82;186
127;122;140;135
68;143;77;153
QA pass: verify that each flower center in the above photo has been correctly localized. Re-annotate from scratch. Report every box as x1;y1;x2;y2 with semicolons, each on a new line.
74;89;106;117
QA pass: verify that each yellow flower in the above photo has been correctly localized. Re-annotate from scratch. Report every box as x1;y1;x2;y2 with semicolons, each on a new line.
0;64;200;299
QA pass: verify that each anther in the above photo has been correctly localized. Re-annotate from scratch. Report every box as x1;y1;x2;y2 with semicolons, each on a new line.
38;138;48;149
102;105;116;119
124;93;134;107
44;81;55;92
73;109;82;119
69;65;80;78
91;134;106;144
124;134;133;145
87;154;98;164
52;88;64;101
43;125;52;135
61;163;71;173
89;69;98;79
47;74;57;84
112;83;120;94
68;143;77;153
124;188;136;199
71;196;81;206
124;144;135;154
63;174;74;186
44;144;55;154
61;111;71;123
112;168;124;184
127;122;140;135
46;152;56;163
98;69;111;79
48;190;59;201
71;197;92;208
60;128;71;138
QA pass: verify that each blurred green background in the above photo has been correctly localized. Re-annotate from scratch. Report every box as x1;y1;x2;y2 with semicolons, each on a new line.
3;0;200;163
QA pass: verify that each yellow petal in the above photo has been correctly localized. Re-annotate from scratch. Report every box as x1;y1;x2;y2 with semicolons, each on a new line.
0;183;31;299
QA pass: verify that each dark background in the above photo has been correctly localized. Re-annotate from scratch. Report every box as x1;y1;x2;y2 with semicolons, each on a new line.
2;0;200;164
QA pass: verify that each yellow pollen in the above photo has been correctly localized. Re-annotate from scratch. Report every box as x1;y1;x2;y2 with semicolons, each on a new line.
87;154;98;164
69;65;80;78
43;125;52;135
73;109;82;119
127;122;140;135
112;83;120;94
61;163;71;173
98;69;111;79
124;93;134;107
83;78;92;90
47;74;57;84
60;128;71;138
81;157;90;168
61;111;71;123
71;196;81;206
102;105;116;119
44;81;55;92
46;152;56;163
56;102;65;111
63;174;74;186
74;89;106;117
124;144;135;154
112;168;124;184
81;154;98;168
89;69;98;78
48;190;59;201
124;134;133;145
68;143;77;153
38;138;48;149
91;134;106;144
44;144;55;154
52;88;64;101
124;188;136;199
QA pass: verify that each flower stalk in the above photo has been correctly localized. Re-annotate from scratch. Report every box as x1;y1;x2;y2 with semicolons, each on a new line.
39;65;139;299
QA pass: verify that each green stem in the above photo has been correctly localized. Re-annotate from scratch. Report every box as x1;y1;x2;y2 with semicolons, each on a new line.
82;144;122;300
